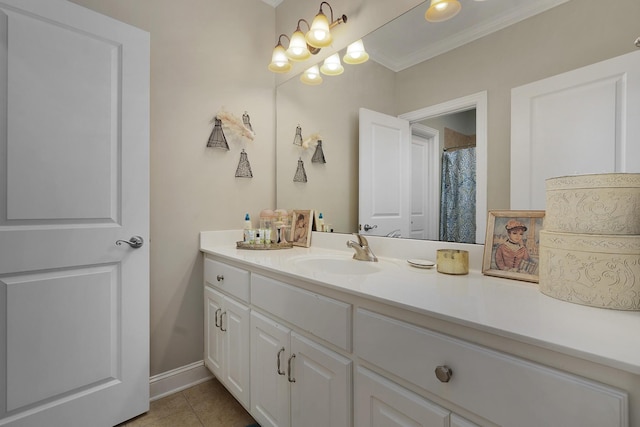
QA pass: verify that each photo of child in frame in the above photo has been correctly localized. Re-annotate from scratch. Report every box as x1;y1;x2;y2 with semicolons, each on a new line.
482;211;544;282
290;209;313;247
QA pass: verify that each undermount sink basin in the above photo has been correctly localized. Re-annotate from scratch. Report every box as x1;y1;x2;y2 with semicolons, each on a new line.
291;255;383;275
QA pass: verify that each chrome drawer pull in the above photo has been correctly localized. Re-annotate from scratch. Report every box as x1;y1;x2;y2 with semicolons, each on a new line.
435;365;453;383
216;274;224;282
276;347;286;375
214;308;221;328
220;311;227;331
287;354;296;383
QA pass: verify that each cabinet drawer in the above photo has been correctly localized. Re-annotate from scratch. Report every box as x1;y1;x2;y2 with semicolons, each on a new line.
251;274;351;351
204;257;250;303
355;309;628;427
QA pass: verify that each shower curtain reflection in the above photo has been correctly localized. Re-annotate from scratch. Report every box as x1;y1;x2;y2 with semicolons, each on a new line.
439;147;476;243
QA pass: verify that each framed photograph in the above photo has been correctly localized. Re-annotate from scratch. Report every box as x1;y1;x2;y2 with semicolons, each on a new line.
290;209;314;247
482;210;545;283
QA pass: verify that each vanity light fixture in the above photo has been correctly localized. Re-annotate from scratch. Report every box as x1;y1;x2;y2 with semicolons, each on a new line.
306;2;347;49
268;2;349;75
268;34;292;73
300;64;323;85
425;0;462;22
320;53;344;76
343;39;369;64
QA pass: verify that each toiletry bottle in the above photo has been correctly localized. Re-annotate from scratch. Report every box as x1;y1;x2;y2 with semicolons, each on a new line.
317;212;325;232
243;213;253;243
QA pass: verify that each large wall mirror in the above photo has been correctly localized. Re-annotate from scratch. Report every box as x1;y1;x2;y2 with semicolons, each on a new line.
275;0;637;244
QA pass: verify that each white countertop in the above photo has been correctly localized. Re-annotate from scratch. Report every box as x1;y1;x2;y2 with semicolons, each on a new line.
200;230;640;375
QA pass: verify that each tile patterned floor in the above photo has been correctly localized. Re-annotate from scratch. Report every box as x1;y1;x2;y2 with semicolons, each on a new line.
118;378;257;427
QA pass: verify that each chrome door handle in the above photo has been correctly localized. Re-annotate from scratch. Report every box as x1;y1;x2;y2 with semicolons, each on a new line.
115;236;144;248
287;354;296;383
220;311;227;332
363;224;377;232
214;308;222;328
276;347;286;376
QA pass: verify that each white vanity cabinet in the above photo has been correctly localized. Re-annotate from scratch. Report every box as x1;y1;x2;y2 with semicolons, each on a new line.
200;236;636;427
203;258;251;407
355;308;628;427
250;311;351;427
250;273;352;427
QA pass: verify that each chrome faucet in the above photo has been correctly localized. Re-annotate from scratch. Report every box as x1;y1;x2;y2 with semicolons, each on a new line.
346;234;378;262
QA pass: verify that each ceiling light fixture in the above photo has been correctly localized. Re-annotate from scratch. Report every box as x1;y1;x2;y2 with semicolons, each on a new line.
425;0;462;22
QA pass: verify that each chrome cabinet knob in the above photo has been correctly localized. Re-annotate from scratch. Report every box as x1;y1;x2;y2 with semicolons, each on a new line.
216;275;224;282
435;365;453;383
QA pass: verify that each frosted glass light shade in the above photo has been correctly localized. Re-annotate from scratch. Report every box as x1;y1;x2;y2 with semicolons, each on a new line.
320;53;343;76
300;65;323;85
286;30;311;61
268;43;291;73
306;12;332;48
425;0;461;22
343;39;369;64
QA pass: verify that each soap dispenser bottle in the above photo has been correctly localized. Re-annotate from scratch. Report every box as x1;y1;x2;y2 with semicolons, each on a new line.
243;213;254;244
317;212;325;232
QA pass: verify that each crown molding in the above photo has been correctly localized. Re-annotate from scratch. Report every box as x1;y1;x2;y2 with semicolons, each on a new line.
261;0;283;7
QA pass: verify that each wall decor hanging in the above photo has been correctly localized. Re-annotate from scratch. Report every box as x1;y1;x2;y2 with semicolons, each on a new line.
242;111;254;133
293;124;303;146
207;109;255;149
302;132;321;149
235;149;253;178
206;117;229;150
311;139;326;163
293;157;308;182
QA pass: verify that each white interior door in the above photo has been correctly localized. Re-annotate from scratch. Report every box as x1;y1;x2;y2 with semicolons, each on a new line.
0;1;150;426
511;49;640;209
359;108;411;238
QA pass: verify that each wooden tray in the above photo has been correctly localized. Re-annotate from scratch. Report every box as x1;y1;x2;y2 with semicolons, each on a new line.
236;241;293;250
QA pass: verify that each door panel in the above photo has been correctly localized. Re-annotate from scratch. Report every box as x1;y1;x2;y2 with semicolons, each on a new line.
511;49;640;209
359;108;411;238
5;6;118;221
204;287;224;377
355;367;449;427
224;296;250;405
0;0;149;425
290;332;351;427
5;266;117;411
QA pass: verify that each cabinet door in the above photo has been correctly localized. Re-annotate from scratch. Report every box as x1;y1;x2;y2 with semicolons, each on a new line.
355;367;450;427
290;332;352;427
204;287;224;378
223;295;251;407
251;311;291;427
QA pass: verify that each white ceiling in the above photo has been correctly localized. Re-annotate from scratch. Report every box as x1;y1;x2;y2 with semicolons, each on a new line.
265;0;570;72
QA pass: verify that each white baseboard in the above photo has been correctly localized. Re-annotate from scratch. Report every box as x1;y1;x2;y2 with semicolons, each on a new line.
149;360;214;401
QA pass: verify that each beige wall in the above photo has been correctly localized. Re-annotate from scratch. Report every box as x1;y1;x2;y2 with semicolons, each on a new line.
70;0;276;376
